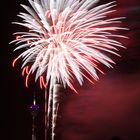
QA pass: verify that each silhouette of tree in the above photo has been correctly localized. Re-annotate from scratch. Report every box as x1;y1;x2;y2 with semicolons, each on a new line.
111;136;123;140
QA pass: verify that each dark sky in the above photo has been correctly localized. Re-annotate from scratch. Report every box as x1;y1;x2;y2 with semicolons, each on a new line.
1;0;140;140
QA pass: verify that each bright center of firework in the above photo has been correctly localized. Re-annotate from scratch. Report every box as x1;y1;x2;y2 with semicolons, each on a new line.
46;21;65;48
49;33;60;48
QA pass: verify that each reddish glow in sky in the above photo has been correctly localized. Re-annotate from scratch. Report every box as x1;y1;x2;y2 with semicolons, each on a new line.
1;0;140;140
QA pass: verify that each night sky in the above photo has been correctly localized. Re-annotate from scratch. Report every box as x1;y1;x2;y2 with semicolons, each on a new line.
1;0;140;140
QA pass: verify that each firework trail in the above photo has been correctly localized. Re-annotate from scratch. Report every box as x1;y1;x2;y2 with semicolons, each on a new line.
10;0;128;139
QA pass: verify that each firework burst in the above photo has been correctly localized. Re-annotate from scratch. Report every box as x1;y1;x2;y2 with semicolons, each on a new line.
10;0;128;139
10;0;127;92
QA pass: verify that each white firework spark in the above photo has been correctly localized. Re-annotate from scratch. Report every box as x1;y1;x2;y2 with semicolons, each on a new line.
10;0;127;92
10;0;128;139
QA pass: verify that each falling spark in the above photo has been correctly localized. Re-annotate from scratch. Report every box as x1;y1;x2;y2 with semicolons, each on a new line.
52;84;63;140
10;0;128;139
